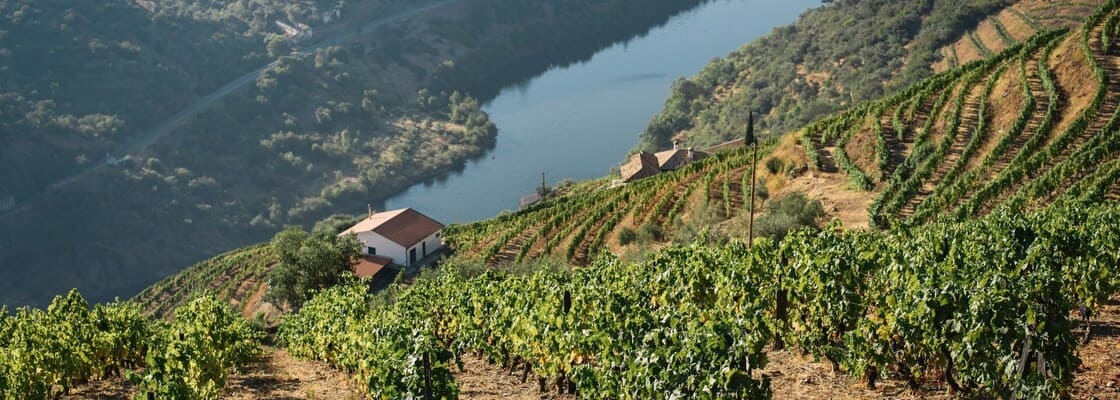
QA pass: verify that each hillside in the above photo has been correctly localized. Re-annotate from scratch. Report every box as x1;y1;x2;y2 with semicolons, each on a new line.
137;0;1120;325
638;0;1098;150
444;0;1120;261
0;0;711;307
108;2;1120;399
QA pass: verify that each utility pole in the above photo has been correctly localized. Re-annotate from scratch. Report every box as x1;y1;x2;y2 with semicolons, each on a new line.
746;111;758;247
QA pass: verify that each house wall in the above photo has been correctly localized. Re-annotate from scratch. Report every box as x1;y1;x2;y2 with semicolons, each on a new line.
354;231;406;265
417;231;443;260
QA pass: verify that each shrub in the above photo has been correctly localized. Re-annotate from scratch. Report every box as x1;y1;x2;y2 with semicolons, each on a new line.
752;192;824;242
638;223;664;243
765;157;785;175
618;227;637;245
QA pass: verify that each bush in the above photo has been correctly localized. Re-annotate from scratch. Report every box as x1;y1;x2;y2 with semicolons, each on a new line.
638;223;664;243
765;157;785;175
618;227;637;245
752;192;824;242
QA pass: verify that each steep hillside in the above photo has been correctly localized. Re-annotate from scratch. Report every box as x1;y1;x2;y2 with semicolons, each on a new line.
802;2;1120;228
140;2;1120;305
0;0;709;307
119;5;1120;397
932;0;1097;71
131;244;276;320
440;1;1120;264
639;0;1098;150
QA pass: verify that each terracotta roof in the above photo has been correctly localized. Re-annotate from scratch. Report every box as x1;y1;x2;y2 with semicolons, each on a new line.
352;255;395;278
340;208;443;247
620;151;660;182
655;148;709;171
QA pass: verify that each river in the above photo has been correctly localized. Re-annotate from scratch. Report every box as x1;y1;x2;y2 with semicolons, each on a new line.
383;0;818;224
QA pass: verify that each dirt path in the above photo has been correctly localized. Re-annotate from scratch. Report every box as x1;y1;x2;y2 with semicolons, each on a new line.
222;346;365;400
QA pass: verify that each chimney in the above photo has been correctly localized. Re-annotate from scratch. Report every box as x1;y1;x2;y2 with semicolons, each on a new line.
673;140;679;151
367;204;373;219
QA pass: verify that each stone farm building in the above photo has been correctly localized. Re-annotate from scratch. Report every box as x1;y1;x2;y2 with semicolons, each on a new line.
620;143;711;183
340;208;444;278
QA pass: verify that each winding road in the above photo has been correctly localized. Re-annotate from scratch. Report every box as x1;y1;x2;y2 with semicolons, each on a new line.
0;0;460;220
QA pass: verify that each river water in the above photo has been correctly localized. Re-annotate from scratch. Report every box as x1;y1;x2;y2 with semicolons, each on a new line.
383;0;818;223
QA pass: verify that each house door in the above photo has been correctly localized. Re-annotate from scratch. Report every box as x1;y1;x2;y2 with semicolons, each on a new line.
422;242;427;257
409;248;417;265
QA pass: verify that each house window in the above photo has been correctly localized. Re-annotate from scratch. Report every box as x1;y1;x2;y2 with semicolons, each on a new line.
367;246;376;255
409;248;417;265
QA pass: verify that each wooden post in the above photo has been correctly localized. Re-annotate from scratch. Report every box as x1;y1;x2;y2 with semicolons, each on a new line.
745;109;758;247
423;352;433;400
747;142;758;247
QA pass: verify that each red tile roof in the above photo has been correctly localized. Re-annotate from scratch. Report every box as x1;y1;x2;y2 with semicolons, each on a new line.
340;208;443;247
353;255;394;279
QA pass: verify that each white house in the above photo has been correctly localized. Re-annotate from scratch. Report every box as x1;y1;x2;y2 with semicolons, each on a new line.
340;208;444;269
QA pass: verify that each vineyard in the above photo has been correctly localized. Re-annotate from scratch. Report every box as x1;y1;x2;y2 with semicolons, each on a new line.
34;2;1120;399
934;0;1098;72
132;244;277;319
282;202;1120;399
0;291;262;399
437;3;1120;268
795;0;1120;229
443;141;771;267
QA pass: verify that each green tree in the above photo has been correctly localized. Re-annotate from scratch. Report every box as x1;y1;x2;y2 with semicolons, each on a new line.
265;226;361;309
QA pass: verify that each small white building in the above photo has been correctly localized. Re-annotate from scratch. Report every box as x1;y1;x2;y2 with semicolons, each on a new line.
340;208;444;269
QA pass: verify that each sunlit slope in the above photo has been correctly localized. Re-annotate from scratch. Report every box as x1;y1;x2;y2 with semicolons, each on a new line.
444;2;1120;265
444;143;767;266
933;0;1099;71
802;2;1120;228
131;245;275;319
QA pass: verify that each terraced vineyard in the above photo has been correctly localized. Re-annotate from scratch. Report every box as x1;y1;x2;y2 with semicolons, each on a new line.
444;142;767;266
444;1;1120;264
132;244;277;318
935;0;1100;72
798;1;1120;228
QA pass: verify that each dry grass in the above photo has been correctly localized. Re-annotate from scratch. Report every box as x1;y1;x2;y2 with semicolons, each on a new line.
968;59;1025;171
1047;34;1098;146
764;134;874;230
977;19;1011;53
998;9;1038;42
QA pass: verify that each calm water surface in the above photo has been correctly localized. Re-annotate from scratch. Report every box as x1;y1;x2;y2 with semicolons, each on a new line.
383;0;818;223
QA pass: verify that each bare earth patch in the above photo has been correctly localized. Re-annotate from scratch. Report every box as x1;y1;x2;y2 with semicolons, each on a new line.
843;118;881;183
968;58;1025;171
998;9;1037;42
222;346;365;400
977;19;1011;54
1048;34;1098;146
454;354;572;400
1071;294;1120;399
